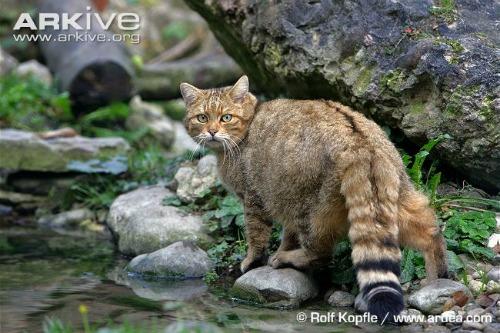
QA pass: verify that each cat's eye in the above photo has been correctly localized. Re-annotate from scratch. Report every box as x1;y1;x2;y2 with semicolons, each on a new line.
221;114;232;122
197;114;208;123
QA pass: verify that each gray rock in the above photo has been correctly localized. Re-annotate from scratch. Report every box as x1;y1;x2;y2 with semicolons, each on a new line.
0;204;12;216
174;155;218;203
231;266;318;308
38;209;95;229
408;279;473;315
15;60;52;86
107;185;211;255
488;234;499;249
109;267;207;301
0;48;18;75
127;241;213;278
0;129;129;174
423;326;450;333
487;267;500;282
164;321;223;333
170;121;198;155
0;190;45;205
184;0;500;192
484;323;500;333
8;173;75;195
327;290;355;307
462;320;485;331
127;96;175;148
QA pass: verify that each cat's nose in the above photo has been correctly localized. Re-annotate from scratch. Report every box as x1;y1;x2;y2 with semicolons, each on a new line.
208;129;218;136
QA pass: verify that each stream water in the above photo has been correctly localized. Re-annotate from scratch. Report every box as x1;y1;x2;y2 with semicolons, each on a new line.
0;227;400;333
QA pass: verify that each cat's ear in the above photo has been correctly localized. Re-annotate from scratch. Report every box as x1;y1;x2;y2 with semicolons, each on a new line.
229;75;249;103
180;82;201;106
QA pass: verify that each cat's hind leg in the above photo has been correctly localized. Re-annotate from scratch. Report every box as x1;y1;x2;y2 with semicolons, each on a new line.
398;191;449;280
269;199;346;270
268;225;301;266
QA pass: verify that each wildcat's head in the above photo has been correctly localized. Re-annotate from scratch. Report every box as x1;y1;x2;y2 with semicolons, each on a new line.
180;76;257;152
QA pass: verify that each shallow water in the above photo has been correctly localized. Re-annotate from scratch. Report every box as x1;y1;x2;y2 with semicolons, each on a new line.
0;227;399;332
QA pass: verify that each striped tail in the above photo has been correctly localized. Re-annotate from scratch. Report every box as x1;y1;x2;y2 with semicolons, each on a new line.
340;148;404;322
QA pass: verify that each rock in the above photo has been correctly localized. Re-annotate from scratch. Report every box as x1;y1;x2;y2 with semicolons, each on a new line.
170;122;198;155
476;294;495;308
423;325;450;333
327;290;355;307
408;279;473;315
0;48;18;75
485;280;500;293
484;323;500;333
488;234;500;251
15;60;52;86
468;279;484;294
107;185;211;255
7;172;75;195
127;96;175;149
184;0;500;192
496;213;500;233
164;321;223;333
231;266;318;308
487;267;500;282
109;266;208;301
0;204;13;216
38;208;95;229
462;320;485;331
0;190;45;205
0;129;129;174
174;155;218;203
127;241;213;278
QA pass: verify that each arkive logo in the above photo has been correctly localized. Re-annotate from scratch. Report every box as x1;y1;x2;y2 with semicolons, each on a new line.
13;6;140;31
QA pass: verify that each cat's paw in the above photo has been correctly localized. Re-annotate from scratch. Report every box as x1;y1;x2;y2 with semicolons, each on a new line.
240;254;266;273
268;252;285;268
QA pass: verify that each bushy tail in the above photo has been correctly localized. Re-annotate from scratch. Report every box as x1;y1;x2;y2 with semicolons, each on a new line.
340;148;404;322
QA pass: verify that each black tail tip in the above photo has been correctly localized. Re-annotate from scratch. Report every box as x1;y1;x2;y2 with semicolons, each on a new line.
367;291;404;324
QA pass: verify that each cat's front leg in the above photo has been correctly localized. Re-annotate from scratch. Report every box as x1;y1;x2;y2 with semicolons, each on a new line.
240;206;272;273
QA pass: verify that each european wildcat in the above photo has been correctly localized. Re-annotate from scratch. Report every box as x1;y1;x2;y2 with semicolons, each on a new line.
180;76;448;320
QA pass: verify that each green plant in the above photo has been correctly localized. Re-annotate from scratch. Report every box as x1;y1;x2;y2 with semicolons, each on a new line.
402;134;450;205
443;210;496;260
430;0;457;23
0;74;71;130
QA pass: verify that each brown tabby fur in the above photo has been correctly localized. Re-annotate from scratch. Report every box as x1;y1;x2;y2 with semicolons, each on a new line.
180;76;448;318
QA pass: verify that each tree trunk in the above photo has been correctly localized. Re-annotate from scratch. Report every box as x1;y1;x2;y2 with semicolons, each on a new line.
184;0;500;192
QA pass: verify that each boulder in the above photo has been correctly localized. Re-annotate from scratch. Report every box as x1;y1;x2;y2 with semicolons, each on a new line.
15;60;53;86
0;48;18;75
108;266;208;301
408;279;472;314
38;208;95;229
127;241;213;278
107;185;211;255
127;96;175;149
174;155;218;203
170;122;198;155
327;290;356;307
184;0;500;192
487;267;500;282
0;129;129;174
231;266;318;308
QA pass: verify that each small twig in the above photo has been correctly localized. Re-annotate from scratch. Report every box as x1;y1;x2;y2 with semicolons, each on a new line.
148;33;201;65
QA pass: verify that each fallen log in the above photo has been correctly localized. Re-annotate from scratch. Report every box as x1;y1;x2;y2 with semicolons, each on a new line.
37;0;134;111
